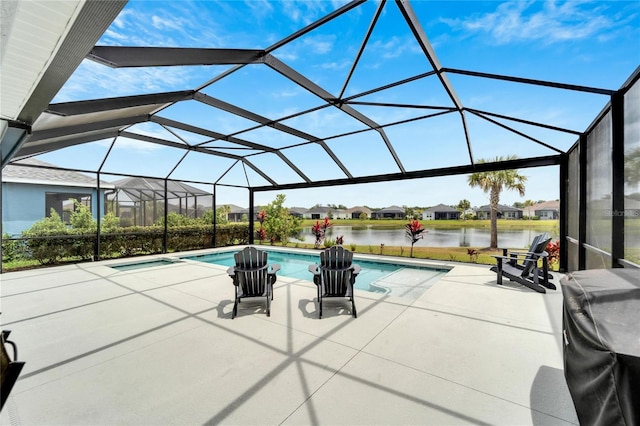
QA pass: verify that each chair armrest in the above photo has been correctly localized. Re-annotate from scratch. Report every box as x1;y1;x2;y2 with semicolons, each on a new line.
308;264;319;275
269;264;281;274
226;266;235;277
351;264;361;275
503;250;539;258
492;255;512;260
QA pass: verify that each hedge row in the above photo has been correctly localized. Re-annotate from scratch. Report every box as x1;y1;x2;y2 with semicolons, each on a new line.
2;224;250;265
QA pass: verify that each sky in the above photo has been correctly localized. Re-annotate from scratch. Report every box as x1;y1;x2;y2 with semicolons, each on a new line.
34;0;640;209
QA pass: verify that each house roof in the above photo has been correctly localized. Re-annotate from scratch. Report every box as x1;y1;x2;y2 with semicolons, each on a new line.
424;203;459;213
2;158;114;188
306;206;333;214
532;200;560;211
476;204;522;212
375;205;405;213
288;207;308;215
347;206;372;214
225;204;247;214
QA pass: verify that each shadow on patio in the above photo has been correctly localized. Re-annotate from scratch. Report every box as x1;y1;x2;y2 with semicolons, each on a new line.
0;251;577;425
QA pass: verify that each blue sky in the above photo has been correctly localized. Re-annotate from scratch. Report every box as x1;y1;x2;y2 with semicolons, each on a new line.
36;0;640;209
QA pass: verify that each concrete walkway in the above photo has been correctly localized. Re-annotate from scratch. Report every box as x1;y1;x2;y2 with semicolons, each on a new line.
0;249;578;425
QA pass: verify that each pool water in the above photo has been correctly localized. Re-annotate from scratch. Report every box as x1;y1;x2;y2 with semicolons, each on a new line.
182;250;448;297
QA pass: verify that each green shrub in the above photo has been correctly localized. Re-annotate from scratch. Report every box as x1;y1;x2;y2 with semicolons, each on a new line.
262;194;303;245
21;210;71;264
1;233;26;262
69;201;97;232
101;212;121;233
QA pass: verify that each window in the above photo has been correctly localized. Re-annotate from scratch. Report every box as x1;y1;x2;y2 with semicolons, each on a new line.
46;193;91;223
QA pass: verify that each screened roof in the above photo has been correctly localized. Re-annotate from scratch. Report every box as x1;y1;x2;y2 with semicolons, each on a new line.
108;177;211;204
2;0;638;204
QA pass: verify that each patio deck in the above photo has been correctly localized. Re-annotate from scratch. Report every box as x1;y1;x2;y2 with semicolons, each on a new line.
0;250;578;425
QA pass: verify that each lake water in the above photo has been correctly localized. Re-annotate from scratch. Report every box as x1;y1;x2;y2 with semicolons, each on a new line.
298;225;558;249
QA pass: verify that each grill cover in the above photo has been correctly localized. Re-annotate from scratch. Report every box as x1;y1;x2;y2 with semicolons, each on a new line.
561;269;640;425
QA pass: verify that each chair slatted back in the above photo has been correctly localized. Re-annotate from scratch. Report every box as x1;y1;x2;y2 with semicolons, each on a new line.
508;233;548;264
520;237;551;277
234;247;269;297
319;246;354;297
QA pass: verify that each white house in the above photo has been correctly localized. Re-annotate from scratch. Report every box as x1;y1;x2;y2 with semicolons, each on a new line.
422;204;460;220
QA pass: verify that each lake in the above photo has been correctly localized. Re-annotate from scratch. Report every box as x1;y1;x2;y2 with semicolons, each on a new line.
298;225;558;249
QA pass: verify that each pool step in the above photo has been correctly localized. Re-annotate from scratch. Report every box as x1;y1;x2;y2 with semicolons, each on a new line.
369;268;445;300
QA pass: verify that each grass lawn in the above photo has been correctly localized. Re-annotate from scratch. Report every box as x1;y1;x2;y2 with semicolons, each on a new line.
256;241;561;271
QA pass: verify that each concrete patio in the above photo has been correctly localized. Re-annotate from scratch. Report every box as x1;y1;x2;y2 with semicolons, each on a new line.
0;249;578;425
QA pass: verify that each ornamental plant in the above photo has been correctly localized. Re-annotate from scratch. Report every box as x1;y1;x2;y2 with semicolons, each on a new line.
311;217;332;249
262;194;302;245
546;239;560;268
256;209;266;242
467;248;479;263
405;219;427;258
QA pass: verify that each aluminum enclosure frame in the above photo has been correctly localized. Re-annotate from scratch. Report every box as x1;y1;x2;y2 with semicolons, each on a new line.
2;0;637;272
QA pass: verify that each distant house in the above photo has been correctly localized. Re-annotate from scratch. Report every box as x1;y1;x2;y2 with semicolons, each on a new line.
304;206;332;219
229;206;307;222
226;204;250;222
522;201;559;219
371;205;405;219
305;206;350;220
476;204;523;220
1;158;114;236
288;207;307;218
347;206;372;219
422;204;460;220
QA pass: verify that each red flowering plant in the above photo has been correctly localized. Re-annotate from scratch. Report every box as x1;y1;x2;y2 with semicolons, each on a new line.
311;217;332;249
546;240;560;269
405;219;427;258
256;209;267;242
467;248;479;263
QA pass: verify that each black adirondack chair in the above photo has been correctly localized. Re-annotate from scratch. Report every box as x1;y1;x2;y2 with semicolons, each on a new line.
227;247;280;319
1;330;25;411
308;246;361;318
491;236;555;293
499;233;555;281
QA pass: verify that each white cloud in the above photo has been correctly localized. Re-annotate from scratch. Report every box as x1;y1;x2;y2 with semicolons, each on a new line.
102;29;128;42
441;1;621;45
281;1;330;25
95;138;160;153
244;0;274;18
53;60;204;103
370;36;417;59
304;36;334;54
151;15;185;32
321;60;350;70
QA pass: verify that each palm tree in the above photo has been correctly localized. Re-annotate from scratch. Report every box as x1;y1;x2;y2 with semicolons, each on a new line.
457;199;471;220
468;156;527;249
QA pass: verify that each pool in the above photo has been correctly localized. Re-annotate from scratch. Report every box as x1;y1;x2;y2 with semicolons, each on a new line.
111;258;181;271
181;249;449;299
